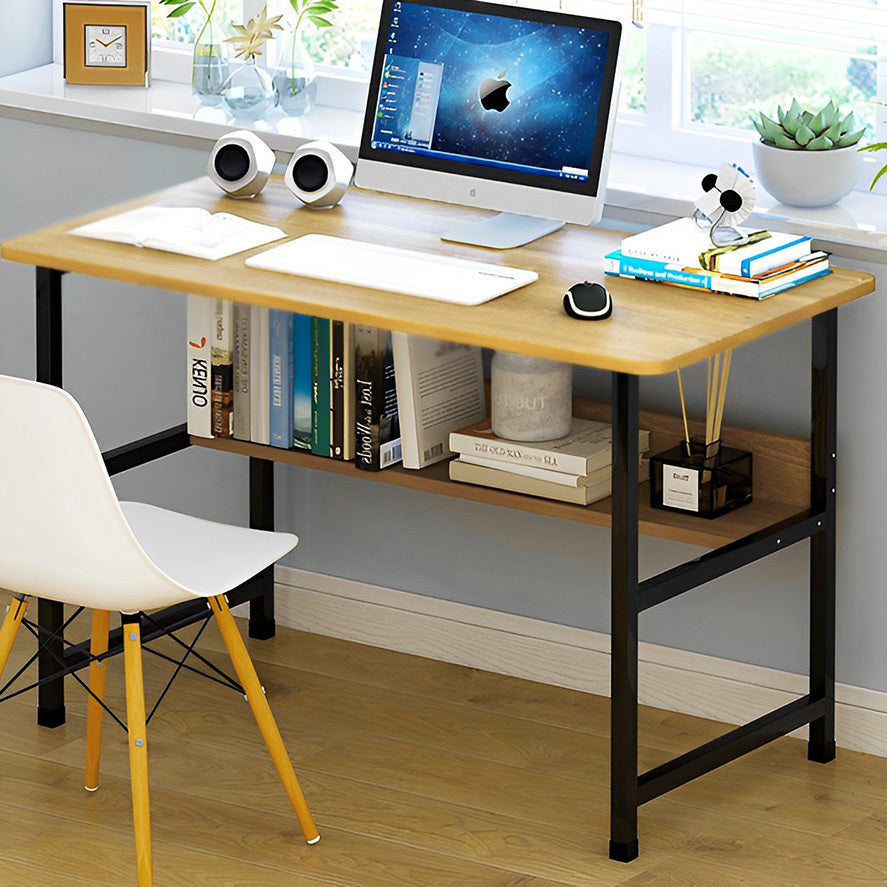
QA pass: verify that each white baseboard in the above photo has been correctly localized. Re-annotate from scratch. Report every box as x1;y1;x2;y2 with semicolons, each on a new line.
272;566;887;759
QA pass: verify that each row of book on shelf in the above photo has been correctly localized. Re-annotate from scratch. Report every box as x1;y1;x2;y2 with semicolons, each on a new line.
186;295;651;505
604;217;830;299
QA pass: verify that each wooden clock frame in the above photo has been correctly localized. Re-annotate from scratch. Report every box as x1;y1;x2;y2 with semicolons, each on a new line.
63;1;151;87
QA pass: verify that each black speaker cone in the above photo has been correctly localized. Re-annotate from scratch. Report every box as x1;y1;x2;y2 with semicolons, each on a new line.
292;154;328;193
214;144;251;182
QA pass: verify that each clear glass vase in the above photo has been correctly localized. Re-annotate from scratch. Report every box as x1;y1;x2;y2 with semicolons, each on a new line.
191;15;228;107
220;56;279;122
271;27;318;117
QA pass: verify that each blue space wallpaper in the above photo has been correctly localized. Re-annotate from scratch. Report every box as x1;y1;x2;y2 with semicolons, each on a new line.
374;3;612;175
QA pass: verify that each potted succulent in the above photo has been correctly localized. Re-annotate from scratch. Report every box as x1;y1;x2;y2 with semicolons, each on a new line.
751;99;865;207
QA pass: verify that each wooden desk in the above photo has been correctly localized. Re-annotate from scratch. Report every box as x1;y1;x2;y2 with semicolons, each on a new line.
1;175;875;862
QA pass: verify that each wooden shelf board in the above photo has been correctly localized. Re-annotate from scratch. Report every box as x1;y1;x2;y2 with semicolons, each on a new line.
191;435;806;550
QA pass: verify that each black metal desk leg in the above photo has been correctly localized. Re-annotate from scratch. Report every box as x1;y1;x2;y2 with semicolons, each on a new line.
248;456;277;639
35;267;67;727
609;372;641;861
809;310;837;763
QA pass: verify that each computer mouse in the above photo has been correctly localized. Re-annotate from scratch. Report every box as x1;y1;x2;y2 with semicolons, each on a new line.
563;281;613;320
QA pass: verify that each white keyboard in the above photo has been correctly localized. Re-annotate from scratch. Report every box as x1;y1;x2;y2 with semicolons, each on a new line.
245;234;538;305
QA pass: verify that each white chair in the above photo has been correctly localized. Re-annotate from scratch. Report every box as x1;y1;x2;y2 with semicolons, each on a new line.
0;374;319;886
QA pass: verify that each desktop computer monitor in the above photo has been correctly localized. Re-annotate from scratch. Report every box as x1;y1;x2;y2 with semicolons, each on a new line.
355;0;622;249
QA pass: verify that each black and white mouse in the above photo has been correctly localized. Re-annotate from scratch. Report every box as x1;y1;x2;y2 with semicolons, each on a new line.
563;281;613;320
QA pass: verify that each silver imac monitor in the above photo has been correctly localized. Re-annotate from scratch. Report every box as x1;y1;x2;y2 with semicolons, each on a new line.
355;0;622;249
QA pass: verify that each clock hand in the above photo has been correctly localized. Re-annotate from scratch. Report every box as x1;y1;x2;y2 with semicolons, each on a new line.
97;35;123;47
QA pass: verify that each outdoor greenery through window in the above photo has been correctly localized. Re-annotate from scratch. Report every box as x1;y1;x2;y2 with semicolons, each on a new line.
151;0;884;176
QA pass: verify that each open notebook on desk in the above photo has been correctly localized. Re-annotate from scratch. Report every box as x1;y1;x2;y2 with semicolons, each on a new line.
245;234;538;305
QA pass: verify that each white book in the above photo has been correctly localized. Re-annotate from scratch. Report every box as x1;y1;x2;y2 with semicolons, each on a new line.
621;217;811;277
249;304;270;446
392;332;486;469
185;294;213;439
450;417;651;476
232;303;251;441
70;205;286;261
458;453;612;487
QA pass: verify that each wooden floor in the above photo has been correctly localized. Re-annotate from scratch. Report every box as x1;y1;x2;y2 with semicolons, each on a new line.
2;615;887;887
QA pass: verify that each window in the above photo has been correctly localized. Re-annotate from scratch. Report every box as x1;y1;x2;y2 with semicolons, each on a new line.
150;0;886;188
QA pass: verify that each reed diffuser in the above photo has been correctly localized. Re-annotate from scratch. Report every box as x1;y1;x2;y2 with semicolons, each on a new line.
650;350;753;518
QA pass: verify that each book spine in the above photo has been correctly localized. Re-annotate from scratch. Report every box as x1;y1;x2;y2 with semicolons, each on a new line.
269;309;294;449
603;251;759;298
186;294;213;439
211;299;234;438
311;316;332;457
249;305;270;446
331;319;345;459
355;326;402;471
292;313;313;450
232;302;251;441
726;236;811;277
448;431;595;475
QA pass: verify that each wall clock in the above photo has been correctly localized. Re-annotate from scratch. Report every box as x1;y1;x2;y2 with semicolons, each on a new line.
63;1;151;86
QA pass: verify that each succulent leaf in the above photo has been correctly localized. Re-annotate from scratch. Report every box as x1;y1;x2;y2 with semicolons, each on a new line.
806;134;834;150
772;131;801;149
794;124;815;146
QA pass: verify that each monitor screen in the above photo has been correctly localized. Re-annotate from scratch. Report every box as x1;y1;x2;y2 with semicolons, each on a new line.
356;0;622;247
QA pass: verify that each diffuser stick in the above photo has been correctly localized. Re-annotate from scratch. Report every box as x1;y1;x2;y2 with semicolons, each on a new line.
676;368;690;446
712;349;732;443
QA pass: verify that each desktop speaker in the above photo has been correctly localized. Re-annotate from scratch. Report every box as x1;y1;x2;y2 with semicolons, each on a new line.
284;140;353;208
207;130;275;198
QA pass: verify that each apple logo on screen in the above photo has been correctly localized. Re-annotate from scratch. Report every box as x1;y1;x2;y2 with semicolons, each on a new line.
479;71;512;112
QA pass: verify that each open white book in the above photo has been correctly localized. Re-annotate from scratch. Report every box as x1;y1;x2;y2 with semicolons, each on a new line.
70;205;286;260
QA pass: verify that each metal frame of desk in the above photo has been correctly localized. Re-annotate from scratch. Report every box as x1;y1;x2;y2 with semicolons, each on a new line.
3;177;873;861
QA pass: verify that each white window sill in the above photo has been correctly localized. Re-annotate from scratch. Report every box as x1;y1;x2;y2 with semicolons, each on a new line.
3;64;887;262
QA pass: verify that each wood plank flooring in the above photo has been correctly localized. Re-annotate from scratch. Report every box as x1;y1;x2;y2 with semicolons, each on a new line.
1;615;886;886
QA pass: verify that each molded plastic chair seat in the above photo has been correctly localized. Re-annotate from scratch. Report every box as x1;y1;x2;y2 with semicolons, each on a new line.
0;374;319;886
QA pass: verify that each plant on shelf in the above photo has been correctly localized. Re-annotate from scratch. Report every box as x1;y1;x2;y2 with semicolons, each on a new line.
160;0;229;106
750;99;866;207
272;0;339;117
220;5;284;121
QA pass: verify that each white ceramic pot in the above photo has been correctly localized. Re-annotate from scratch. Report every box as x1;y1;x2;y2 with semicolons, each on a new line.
752;140;862;208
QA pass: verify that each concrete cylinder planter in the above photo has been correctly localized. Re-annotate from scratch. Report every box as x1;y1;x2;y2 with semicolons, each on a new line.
752;140;862;208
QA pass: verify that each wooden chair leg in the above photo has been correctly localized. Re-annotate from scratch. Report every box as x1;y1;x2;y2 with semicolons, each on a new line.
208;594;320;844
85;609;111;791
0;595;27;680
122;616;153;887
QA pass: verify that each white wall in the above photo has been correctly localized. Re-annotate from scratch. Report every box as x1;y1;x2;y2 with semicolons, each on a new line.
2;113;885;696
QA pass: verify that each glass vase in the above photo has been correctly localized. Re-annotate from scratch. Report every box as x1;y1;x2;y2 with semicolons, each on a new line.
271;27;318;117
191;14;228;107
220;57;279;122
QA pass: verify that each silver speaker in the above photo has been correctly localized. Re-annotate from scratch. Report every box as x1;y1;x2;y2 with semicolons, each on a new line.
284;140;353;208
207;130;275;198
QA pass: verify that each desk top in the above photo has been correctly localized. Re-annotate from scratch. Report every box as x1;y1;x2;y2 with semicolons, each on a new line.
1;175;875;375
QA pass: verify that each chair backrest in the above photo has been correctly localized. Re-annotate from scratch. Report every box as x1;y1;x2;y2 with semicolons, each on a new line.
0;374;195;612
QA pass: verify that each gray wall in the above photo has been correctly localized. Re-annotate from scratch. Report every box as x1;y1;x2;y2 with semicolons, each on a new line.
2;114;885;695
0;0;52;76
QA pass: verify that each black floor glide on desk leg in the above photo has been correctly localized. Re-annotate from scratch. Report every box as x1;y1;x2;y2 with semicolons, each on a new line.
609;839;639;863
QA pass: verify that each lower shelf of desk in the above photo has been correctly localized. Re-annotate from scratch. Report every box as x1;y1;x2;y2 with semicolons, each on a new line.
190;435;808;550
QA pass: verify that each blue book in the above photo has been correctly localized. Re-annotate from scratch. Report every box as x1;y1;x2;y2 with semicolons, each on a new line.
311;316;332;457
292;314;313;450
603;249;830;300
269;310;294;449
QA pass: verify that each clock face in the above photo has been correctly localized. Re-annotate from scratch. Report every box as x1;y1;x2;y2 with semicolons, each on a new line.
84;24;127;67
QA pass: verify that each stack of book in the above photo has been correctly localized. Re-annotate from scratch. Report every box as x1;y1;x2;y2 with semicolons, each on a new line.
604;217;830;299
448;417;651;505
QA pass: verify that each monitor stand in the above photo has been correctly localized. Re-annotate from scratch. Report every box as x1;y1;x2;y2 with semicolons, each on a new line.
440;212;565;250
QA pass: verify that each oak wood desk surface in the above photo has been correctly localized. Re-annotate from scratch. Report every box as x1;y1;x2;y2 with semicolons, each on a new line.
1;175;875;375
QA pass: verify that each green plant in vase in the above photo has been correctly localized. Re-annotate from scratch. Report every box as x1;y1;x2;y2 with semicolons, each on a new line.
273;0;338;117
160;0;229;106
220;5;284;121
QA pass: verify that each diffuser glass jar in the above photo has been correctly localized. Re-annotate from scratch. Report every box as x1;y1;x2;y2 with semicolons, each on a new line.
491;351;572;441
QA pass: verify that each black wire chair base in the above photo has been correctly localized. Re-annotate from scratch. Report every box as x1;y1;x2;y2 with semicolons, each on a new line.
0;602;244;733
